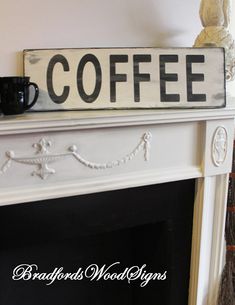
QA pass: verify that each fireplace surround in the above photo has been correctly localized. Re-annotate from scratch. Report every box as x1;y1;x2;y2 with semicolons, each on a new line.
0;106;235;305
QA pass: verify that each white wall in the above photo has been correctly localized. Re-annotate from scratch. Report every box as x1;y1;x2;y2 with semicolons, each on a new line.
1;0;235;99
0;0;202;75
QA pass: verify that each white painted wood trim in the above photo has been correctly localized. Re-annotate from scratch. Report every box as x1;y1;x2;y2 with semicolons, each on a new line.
207;174;229;305
188;175;229;305
0;107;234;305
0;107;235;135
0;166;202;206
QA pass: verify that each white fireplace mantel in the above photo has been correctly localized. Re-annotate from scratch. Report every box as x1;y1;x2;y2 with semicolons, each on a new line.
0;106;235;305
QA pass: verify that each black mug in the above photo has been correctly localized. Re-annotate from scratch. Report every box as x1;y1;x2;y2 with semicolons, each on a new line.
0;76;39;115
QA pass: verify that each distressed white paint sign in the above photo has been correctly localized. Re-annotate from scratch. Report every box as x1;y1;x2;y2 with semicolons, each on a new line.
24;48;226;110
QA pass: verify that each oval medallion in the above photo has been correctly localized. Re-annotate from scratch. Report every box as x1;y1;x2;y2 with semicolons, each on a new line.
212;126;228;167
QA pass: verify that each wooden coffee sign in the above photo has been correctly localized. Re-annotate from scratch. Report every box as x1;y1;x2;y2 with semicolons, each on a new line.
24;48;226;110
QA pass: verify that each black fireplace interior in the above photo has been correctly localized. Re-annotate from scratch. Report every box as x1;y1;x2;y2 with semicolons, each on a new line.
0;179;195;305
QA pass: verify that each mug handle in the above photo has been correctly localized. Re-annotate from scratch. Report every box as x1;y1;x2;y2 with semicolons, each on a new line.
24;82;39;110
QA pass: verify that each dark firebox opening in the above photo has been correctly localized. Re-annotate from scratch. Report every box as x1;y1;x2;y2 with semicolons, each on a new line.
0;179;195;305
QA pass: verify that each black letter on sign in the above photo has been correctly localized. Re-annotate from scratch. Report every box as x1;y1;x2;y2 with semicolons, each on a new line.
110;55;128;103
77;54;102;103
133;55;151;102
47;54;70;104
160;55;180;102
186;55;206;102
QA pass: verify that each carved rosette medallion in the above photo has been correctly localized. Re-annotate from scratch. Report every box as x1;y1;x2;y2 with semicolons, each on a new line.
212;126;228;167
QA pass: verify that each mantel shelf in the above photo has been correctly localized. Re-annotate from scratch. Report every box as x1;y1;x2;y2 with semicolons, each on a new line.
0;106;235;135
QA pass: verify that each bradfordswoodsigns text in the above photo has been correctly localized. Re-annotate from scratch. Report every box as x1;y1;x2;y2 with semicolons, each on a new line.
12;263;167;287
24;48;226;110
